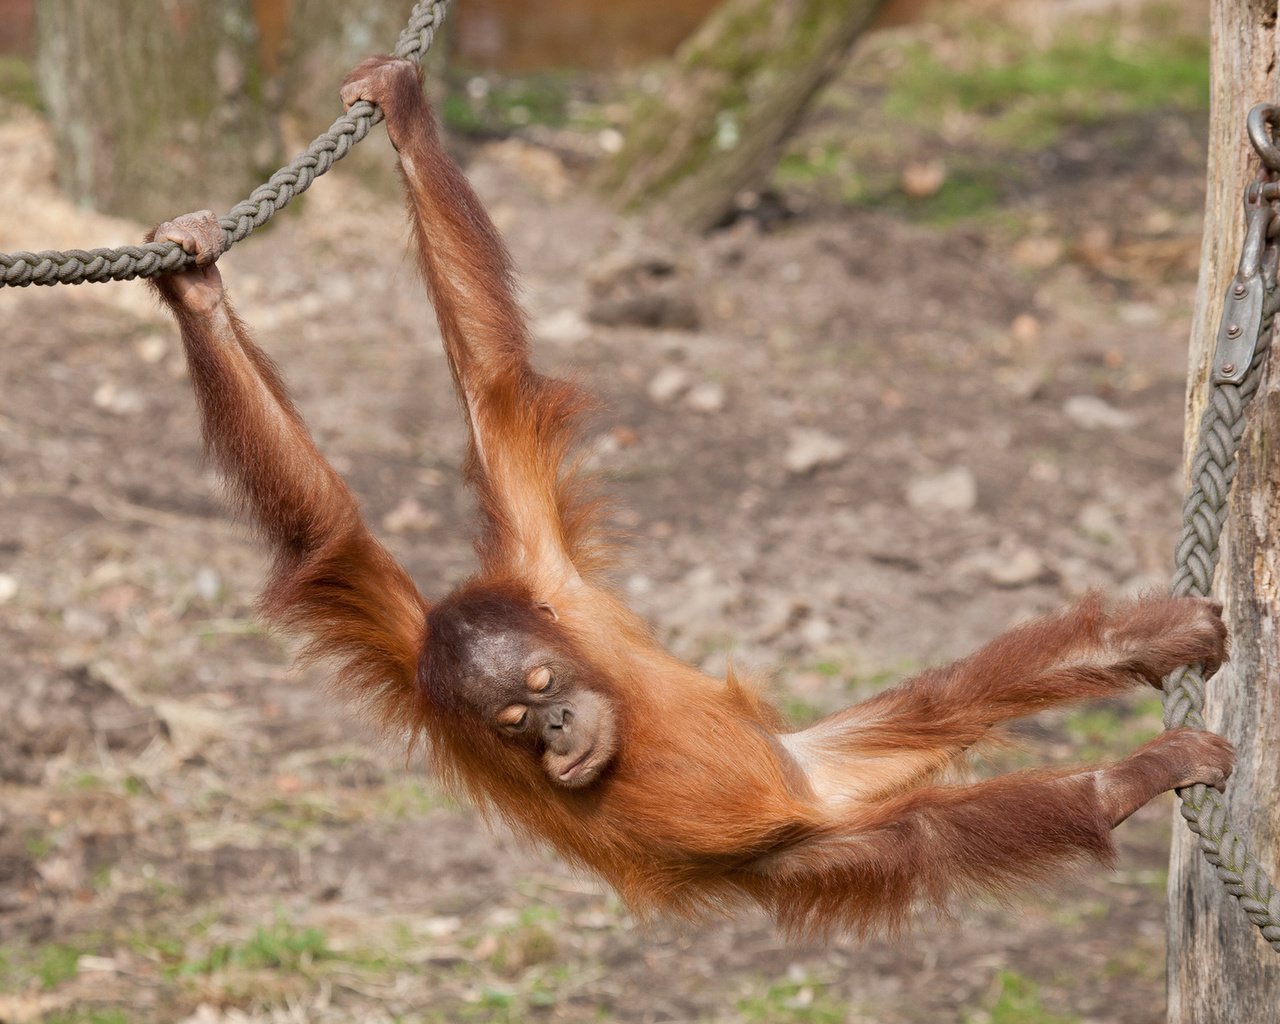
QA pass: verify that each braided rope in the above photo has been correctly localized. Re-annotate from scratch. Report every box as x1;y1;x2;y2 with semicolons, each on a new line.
0;0;450;288
1163;338;1280;950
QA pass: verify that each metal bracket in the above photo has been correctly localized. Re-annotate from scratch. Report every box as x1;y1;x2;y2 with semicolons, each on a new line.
1213;185;1275;384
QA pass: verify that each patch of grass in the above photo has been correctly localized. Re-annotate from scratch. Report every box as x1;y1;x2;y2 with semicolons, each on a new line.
1103;943;1162;982
23;831;54;859
887;23;1208;149
737;976;846;1024
442;72;577;135
45;1012;129;1024
964;970;1079;1024
1064;696;1162;759
376;778;456;819
36;944;82;989
776;144;851;185
844;661;920;697
257;793;344;834
182;917;332;976
781;695;826;726
0;56;39;110
859;164;1006;224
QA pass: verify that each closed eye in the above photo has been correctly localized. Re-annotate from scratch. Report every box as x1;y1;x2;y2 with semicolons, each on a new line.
498;705;528;730
527;666;553;693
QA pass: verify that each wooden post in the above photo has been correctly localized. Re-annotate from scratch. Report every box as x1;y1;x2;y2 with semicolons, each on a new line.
1167;1;1280;1018
34;0;280;225
592;0;887;233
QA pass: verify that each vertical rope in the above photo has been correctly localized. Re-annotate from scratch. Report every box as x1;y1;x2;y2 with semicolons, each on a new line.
1163;341;1280;951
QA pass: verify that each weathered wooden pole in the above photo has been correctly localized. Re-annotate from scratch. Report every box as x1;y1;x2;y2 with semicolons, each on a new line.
35;0;280;224
1167;1;1280;1018
593;0;887;233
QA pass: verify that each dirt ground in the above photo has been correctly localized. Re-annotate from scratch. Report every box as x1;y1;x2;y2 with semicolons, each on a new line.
0;6;1230;1023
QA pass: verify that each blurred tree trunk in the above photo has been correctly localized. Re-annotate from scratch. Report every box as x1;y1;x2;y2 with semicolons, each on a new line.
1167;0;1280;1018
35;0;280;224
593;0;887;233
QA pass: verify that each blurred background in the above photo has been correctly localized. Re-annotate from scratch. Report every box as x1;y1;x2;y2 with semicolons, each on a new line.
0;1;1216;1021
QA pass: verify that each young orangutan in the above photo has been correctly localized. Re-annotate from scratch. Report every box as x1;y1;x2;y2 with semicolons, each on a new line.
145;55;1233;937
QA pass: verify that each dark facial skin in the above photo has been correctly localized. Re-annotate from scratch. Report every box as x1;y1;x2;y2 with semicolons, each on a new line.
448;613;618;789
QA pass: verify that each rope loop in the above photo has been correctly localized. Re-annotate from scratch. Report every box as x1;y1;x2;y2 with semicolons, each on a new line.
0;0;449;288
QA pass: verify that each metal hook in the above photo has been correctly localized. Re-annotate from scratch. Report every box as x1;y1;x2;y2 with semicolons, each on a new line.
1247;104;1280;171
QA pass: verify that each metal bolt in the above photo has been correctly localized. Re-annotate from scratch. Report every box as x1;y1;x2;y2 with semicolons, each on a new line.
1227;323;1243;338
1222;362;1238;375
1235;283;1248;297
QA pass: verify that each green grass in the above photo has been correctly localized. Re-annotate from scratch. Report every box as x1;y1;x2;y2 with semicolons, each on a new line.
1063;696;1162;759
376;778;456;819
181;917;332;976
777;4;1209;221
0;56;39;110
442;72;578;135
887;24;1208;149
36;944;82;989
965;970;1079;1024
23;831;54;859
45;1012;130;1024
737;976;847;1024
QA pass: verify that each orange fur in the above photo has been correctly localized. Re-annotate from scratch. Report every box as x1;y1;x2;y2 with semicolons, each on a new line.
146;57;1234;939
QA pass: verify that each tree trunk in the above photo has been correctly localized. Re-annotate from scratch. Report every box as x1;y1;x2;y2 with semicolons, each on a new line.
35;0;280;225
593;0;886;233
1167;1;1280;1018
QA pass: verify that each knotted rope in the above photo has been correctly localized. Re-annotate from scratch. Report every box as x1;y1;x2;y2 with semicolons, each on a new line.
0;0;450;288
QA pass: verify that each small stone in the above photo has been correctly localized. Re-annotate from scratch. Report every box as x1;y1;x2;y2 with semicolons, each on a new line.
985;546;1047;588
421;916;463;938
1009;313;1041;347
135;334;169;363
997;367;1045;401
685;382;726;413
625;574;654;598
63;607;109;639
1012;235;1064;270
193;567;221;602
783;429;848;475
597;128;624;154
0;574;16;604
906;466;977;513
92;382;145;415
648;366;691;404
900;159;947;198
1079;502;1119;544
536;308;591;345
382;497;440;535
611;425;639;448
1028;460;1061;484
1063;394;1137;431
798;616;833;647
